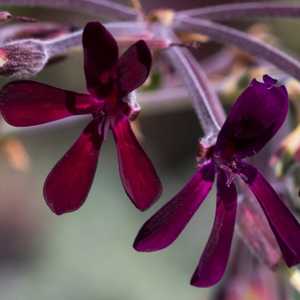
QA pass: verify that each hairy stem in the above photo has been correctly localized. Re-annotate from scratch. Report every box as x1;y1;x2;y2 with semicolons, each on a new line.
153;25;222;141
174;17;300;82
177;2;300;20
0;0;137;20
44;22;153;57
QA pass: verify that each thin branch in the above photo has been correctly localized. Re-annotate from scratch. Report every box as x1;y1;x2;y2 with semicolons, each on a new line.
177;2;300;20
174;17;300;82
153;24;222;141
183;52;225;127
166;46;221;138
44;22;154;57
0;22;73;44
0;0;137;20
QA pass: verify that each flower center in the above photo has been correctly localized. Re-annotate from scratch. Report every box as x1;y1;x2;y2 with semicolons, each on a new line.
212;151;241;187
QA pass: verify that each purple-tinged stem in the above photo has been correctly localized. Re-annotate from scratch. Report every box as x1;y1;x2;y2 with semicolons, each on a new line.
45;22;155;57
183;52;225;128
177;2;300;20
174;17;300;82
153;25;222;141
0;0;137;20
0;21;165;60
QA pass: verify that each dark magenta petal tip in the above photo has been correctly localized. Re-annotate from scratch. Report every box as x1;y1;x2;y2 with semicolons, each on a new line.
263;74;277;86
190;171;237;288
133;238;153;252
190;274;216;288
133;163;214;252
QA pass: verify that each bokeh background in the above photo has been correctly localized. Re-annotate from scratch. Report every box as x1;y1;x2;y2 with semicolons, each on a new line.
0;0;299;299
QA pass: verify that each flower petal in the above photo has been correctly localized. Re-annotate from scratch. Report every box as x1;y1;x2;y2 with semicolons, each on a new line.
44;120;103;215
111;116;162;211
134;161;215;251
82;22;118;97
117;40;152;96
191;170;237;287
240;162;300;266
215;75;288;159
0;81;93;126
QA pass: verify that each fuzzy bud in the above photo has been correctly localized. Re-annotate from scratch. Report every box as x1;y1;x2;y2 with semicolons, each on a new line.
0;39;48;78
0;11;12;22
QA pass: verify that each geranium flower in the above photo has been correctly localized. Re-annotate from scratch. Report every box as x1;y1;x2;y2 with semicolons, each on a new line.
134;75;300;287
0;22;162;215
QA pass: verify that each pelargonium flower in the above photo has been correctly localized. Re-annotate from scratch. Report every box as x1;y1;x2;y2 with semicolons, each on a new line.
134;75;300;287
0;22;162;215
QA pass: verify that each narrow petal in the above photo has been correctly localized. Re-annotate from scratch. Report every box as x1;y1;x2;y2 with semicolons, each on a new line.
134;162;215;251
117;40;152;96
112;115;162;211
44;120;103;215
0;81;94;126
191;170;237;287
239;162;300;266
215;75;288;159
82;22;118;97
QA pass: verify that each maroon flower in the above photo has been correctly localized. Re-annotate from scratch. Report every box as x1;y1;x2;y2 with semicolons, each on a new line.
0;22;162;215
134;75;300;287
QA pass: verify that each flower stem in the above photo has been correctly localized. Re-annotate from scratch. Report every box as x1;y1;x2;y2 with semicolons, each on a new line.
174;17;300;82
177;2;300;20
153;25;222;142
44;22;152;57
0;0;137;20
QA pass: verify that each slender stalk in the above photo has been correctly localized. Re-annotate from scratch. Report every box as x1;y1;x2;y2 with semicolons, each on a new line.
0;0;137;20
183;52;225;127
44;22;152;57
174;17;300;82
153;24;221;141
177;2;300;20
165;46;221;138
43;30;81;57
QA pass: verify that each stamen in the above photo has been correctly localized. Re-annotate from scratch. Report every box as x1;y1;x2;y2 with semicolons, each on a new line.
225;171;235;187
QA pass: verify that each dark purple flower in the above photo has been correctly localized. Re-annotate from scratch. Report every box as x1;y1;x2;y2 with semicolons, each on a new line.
0;22;162;215
134;75;300;287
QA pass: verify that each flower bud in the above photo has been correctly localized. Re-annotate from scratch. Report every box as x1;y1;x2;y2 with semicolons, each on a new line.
0;39;48;78
0;11;12;22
